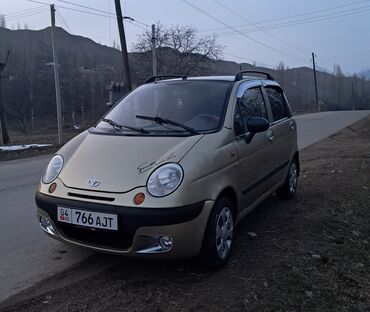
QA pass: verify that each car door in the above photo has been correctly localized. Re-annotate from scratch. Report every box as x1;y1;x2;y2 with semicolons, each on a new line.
233;82;276;213
262;85;295;187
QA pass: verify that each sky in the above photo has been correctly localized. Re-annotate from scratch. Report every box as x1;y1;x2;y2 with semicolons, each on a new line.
1;0;370;74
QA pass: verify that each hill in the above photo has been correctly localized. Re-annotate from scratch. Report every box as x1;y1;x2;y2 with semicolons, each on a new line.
0;27;369;132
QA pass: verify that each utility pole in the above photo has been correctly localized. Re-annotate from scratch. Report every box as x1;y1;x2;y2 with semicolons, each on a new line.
0;50;10;145
151;24;157;75
312;52;319;112
114;0;132;93
50;4;63;145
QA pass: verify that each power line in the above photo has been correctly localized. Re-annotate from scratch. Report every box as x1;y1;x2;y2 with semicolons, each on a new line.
200;0;370;33
180;0;304;63
6;8;49;22
58;0;115;16
215;4;370;36
57;0;149;27
56;10;72;33
214;0;309;56
26;0;149;31
252;0;370;26
5;5;45;16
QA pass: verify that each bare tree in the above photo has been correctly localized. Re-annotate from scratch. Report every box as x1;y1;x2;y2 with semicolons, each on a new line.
333;63;344;109
133;23;223;76
275;61;286;88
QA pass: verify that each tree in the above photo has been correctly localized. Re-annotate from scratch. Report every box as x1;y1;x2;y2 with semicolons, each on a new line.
276;61;285;71
0;15;6;28
133;23;223;77
275;61;286;88
333;63;344;109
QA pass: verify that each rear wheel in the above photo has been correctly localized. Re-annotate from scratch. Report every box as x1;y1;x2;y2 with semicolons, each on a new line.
277;159;298;200
201;197;234;269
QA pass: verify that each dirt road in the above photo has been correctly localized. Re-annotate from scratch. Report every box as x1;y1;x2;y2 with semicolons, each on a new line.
1;117;369;311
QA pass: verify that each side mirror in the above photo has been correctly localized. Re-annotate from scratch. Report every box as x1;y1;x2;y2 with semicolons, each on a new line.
248;117;269;133
244;117;269;143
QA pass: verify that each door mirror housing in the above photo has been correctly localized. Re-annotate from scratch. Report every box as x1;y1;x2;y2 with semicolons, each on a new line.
247;117;269;133
244;117;269;143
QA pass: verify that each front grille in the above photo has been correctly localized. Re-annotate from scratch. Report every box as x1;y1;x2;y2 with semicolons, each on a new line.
59;223;133;249
67;192;115;202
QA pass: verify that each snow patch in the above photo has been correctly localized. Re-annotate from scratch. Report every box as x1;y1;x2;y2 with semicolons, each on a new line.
0;144;52;151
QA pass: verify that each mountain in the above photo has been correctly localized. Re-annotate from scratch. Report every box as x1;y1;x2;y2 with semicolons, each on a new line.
0;27;369;133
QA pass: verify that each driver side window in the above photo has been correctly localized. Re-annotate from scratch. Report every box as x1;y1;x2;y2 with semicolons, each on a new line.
234;87;268;136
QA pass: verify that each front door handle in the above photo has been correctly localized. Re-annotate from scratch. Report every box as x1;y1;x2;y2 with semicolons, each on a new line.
267;130;274;142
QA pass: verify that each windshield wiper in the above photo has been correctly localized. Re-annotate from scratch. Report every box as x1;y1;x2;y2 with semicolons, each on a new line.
101;118;149;134
135;115;199;134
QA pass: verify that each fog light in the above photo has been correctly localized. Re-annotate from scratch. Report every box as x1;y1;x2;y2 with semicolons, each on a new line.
39;216;55;235
40;216;51;227
159;235;173;250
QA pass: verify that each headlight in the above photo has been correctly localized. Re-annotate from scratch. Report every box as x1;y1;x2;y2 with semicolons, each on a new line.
147;163;183;197
42;155;64;184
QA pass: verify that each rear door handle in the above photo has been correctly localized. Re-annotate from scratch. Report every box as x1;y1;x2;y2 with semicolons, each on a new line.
267;130;274;142
289;120;295;131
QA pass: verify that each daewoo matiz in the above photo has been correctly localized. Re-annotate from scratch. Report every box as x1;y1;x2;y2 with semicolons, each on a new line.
36;70;299;268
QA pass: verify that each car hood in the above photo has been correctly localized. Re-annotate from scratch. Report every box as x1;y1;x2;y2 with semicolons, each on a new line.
59;132;203;193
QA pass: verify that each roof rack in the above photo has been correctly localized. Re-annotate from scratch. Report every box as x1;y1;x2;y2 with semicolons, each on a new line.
234;70;274;81
144;75;187;84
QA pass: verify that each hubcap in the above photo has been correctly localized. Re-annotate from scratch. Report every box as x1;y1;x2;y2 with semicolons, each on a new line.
216;207;234;259
289;162;297;194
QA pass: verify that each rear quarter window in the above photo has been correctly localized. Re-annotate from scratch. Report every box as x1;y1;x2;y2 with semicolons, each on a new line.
265;87;290;122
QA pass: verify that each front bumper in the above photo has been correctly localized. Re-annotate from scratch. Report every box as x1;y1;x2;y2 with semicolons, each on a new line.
36;192;213;259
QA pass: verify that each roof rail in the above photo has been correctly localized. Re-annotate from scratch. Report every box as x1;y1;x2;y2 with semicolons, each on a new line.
144;75;187;84
234;70;274;81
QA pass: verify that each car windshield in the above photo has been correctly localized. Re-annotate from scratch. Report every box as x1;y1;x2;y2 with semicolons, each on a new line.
96;80;232;135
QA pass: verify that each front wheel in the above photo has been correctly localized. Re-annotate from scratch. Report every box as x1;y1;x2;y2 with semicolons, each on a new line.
201;197;234;269
277;159;298;200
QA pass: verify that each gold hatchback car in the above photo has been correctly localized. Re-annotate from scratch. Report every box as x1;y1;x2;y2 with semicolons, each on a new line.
36;70;299;268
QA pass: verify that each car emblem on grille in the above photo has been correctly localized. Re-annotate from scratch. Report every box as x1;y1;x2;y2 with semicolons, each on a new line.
88;178;100;187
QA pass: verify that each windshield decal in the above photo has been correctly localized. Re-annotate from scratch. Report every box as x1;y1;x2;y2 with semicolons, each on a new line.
137;153;177;174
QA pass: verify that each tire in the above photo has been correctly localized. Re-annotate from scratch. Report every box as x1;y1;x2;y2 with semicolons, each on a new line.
201;197;234;269
277;158;298;200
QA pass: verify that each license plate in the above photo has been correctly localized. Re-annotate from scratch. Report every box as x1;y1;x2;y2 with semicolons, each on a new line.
57;207;118;231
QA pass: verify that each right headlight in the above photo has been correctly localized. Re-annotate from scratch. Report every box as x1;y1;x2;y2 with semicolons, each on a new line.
42;155;64;184
147;163;183;197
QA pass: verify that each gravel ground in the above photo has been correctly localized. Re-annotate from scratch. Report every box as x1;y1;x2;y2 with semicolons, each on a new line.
1;116;369;312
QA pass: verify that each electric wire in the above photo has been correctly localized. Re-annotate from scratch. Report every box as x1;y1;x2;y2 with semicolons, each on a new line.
180;0;304;63
57;0;149;27
5;5;45;16
6;8;49;22
26;0;149;31
200;0;370;33
214;0;309;56
215;4;370;36
56;10;72;33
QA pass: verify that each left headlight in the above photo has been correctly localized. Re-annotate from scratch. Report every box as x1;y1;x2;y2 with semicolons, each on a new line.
42;155;64;184
147;163;183;197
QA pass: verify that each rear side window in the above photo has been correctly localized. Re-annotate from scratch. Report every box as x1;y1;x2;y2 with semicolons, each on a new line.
265;87;289;122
